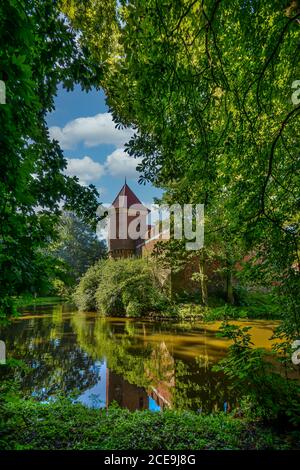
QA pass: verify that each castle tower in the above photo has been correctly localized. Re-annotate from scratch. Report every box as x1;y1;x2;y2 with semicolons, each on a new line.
108;181;150;259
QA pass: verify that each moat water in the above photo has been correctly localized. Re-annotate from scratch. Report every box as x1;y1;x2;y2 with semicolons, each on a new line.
0;302;280;412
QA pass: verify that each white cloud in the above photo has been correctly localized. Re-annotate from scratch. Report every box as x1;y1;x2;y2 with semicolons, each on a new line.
65;156;105;186
65;149;141;187
49;113;133;150
105;149;142;178
97;186;107;195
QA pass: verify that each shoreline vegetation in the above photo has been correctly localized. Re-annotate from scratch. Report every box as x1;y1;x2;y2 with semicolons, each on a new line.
72;258;281;322
2;295;298;451
13;292;281;322
0;398;299;450
14;296;65;309
1;0;299;455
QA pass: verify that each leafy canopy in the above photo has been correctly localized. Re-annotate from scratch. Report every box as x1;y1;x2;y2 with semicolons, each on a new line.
0;0;103;317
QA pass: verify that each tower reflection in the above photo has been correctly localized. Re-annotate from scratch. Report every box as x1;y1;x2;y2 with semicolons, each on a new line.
106;369;149;411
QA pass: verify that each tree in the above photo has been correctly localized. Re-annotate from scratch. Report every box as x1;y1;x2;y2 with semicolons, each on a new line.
64;0;300;341
50;212;107;285
0;0;103;317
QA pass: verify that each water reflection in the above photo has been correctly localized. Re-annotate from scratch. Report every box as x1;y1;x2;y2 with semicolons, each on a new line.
0;304;279;412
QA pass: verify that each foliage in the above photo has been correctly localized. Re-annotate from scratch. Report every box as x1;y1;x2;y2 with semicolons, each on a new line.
48;212;107;286
62;5;300;435
73;260;105;311
204;292;281;321
64;0;300;334
0;397;297;450
214;323;300;426
175;290;281;321
74;258;171;316
0;0;102;318
14;296;64;309
175;304;206;321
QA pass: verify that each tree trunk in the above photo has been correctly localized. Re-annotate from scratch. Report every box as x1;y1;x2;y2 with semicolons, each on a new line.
226;269;234;305
199;252;208;306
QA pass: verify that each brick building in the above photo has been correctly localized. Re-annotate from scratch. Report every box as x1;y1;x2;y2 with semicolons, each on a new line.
108;181;164;259
108;182;223;297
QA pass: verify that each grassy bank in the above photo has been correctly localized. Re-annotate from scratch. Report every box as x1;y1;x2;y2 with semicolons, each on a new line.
13;290;280;322
0;399;298;450
177;292;281;322
14;296;65;309
73;259;281;321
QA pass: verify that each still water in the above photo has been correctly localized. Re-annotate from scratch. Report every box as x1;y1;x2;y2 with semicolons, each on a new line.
0;303;279;412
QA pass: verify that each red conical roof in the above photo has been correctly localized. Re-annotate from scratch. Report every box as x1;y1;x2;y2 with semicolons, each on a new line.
112;182;149;210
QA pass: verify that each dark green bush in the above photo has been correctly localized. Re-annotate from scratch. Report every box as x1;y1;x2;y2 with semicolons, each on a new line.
74;258;171;316
214;323;300;426
73;260;105;311
96;259;171;316
0;398;296;450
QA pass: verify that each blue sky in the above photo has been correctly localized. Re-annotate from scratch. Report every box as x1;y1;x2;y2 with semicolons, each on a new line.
46;84;162;206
